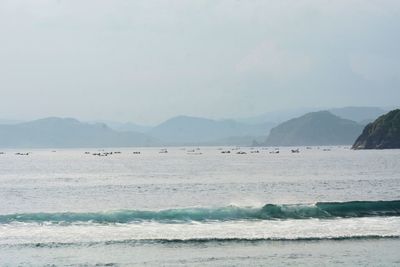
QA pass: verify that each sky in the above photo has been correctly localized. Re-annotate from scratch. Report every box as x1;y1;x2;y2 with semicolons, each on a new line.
0;0;399;124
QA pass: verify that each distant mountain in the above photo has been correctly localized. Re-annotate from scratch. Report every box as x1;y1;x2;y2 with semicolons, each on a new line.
0;117;157;148
265;111;364;146
0;119;24;125
1;107;387;148
353;109;400;149
329;107;387;123
149;115;274;145
238;106;387;125
236;108;321;124
114;122;152;133
96;120;152;133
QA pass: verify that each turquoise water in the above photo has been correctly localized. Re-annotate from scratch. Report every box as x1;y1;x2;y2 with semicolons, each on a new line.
0;147;399;266
2;200;400;223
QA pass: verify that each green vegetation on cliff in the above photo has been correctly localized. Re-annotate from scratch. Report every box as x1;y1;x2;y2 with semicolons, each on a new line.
352;109;400;149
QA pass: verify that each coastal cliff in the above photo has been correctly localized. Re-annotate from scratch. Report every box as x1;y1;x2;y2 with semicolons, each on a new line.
352;109;400;149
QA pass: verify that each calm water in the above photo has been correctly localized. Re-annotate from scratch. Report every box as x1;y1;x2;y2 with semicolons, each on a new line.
0;146;399;266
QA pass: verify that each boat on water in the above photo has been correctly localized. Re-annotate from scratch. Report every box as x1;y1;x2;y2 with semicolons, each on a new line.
15;152;30;156
187;152;202;155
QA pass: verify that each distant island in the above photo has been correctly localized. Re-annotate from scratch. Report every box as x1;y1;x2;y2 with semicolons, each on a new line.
0;106;393;148
0;117;157;148
0;116;271;148
352;109;400;149
148;115;273;146
264;111;364;146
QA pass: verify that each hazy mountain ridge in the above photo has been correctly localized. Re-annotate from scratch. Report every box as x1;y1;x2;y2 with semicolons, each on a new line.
0;116;271;148
353;109;400;149
0;106;388;148
239;106;388;125
92;120;152;133
106;106;387;146
0;117;157;148
265;111;364;146
329;107;387;124
148;115;273;145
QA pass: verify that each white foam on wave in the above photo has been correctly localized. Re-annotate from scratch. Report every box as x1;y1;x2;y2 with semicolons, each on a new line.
1;217;399;246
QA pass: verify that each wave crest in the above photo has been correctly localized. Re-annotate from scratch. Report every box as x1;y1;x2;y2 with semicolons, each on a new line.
1;200;399;224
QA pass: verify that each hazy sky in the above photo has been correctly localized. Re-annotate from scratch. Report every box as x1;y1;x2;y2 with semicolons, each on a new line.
0;0;399;124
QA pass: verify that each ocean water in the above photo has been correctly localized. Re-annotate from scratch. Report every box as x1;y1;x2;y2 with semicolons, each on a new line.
0;146;400;266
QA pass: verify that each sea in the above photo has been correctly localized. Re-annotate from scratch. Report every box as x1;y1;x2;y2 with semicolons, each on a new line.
0;146;399;266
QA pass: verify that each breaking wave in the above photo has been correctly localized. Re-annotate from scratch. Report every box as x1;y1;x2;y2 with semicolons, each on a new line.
1;200;399;224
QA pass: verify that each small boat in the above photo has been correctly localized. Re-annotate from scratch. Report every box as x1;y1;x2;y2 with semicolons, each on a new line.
236;151;247;155
159;149;168;154
15;152;30;156
291;149;300;153
187;152;202;155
